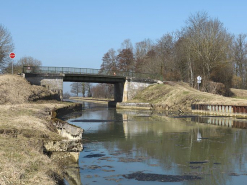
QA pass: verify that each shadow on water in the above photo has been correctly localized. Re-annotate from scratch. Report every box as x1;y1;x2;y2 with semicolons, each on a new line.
63;102;247;185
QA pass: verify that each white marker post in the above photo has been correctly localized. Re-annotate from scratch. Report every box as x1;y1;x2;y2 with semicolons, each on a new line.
9;52;16;74
197;76;202;90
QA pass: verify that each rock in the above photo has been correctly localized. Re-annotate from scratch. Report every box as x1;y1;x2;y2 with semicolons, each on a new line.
52;120;84;140
44;139;83;152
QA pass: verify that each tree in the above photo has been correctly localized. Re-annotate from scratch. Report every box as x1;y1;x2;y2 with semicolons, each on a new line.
100;49;117;73
154;33;177;80
87;83;92;97
0;24;14;73
91;83;114;99
134;39;153;72
5;56;42;74
70;82;91;97
233;34;247;88
70;82;80;96
117;48;134;71
179;12;233;88
17;56;42;66
63;92;71;99
121;39;133;51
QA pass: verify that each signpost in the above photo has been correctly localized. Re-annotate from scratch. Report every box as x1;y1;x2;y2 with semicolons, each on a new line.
197;76;202;90
9;52;15;74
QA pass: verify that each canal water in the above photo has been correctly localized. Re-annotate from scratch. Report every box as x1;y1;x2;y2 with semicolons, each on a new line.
64;102;247;185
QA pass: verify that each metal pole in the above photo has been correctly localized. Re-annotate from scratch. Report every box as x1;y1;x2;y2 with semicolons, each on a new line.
12;59;13;74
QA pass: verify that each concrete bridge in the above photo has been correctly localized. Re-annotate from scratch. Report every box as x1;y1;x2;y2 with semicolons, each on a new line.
23;66;161;103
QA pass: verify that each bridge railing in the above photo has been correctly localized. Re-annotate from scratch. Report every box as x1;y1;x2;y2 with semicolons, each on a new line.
23;66;161;80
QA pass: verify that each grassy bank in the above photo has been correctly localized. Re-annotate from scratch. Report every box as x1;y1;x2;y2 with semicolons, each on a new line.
0;75;78;185
128;82;247;111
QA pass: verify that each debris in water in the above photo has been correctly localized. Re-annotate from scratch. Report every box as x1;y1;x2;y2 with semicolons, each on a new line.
83;154;105;158
189;161;208;164
123;172;202;182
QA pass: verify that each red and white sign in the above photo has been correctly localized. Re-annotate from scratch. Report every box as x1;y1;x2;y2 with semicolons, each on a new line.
9;52;15;59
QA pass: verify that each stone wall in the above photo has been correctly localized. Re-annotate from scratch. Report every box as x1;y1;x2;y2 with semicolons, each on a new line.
123;78;159;102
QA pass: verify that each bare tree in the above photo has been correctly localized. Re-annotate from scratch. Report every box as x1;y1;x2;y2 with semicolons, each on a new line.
70;82;80;97
91;84;114;99
17;56;42;66
233;34;247;88
180;12;233;88
121;39;133;51
100;48;117;73
87;83;92;97
117;48;134;72
81;82;91;97
134;39;153;72
0;25;14;73
154;33;177;80
4;56;42;74
63;92;71;99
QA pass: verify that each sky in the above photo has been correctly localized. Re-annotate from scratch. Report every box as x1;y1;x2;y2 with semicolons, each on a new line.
1;0;247;92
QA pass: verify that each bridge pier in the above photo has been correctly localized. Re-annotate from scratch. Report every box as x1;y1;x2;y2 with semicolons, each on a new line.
114;82;124;102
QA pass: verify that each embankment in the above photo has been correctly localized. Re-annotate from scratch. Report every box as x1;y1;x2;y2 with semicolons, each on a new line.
0;74;83;185
117;81;247;112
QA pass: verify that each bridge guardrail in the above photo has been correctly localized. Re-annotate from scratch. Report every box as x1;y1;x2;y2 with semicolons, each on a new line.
23;66;162;80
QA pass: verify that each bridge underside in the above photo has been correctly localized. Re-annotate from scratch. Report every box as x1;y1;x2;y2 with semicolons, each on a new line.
63;74;126;83
24;72;156;104
24;73;126;102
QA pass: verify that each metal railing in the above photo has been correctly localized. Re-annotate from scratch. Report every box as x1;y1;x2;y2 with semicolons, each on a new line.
23;66;161;80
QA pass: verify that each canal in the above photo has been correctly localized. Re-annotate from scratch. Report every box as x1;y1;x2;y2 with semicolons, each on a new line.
63;102;247;185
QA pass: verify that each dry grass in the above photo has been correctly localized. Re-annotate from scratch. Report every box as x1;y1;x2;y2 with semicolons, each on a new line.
0;136;60;185
0;75;76;184
130;82;247;111
231;88;247;99
0;75;31;104
0;103;70;184
0;74;57;104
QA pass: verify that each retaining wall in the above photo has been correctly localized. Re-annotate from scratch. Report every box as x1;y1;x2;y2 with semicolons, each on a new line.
192;104;247;117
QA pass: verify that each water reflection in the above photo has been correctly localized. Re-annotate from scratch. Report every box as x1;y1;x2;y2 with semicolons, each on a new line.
66;103;247;185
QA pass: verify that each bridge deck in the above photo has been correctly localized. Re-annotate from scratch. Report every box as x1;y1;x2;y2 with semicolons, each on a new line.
23;66;160;80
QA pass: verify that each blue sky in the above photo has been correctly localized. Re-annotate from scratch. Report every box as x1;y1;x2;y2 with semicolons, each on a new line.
1;0;247;69
1;0;247;92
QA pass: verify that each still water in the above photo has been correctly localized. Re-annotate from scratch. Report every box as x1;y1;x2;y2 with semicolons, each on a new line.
64;102;247;185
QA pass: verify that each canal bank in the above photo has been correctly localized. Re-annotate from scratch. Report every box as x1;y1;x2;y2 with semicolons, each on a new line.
0;75;84;185
116;82;247;116
0;102;84;185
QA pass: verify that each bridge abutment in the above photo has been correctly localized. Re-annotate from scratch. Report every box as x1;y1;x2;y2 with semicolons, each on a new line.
24;73;64;100
122;78;154;102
